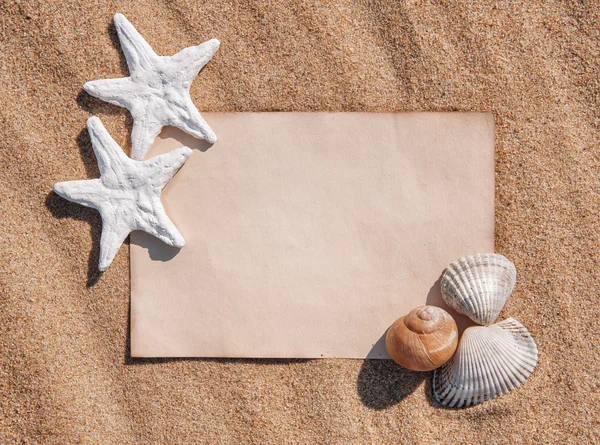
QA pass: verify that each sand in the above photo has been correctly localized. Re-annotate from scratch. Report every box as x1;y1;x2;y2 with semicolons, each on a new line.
0;1;599;443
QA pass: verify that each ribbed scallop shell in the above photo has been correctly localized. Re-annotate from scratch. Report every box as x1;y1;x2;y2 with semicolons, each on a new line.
433;318;538;408
441;253;516;326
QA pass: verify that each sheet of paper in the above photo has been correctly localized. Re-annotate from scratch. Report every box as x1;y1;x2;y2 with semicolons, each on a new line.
130;113;495;358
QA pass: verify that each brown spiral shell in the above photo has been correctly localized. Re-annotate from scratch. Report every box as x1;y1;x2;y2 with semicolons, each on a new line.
385;305;458;371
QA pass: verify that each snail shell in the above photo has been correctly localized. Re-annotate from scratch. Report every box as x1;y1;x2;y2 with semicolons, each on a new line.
385;306;458;372
433;318;538;408
441;253;517;326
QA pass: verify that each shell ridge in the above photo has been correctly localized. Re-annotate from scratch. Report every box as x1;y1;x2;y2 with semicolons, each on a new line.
433;318;538;408
488;254;500;322
461;327;481;407
467;255;487;323
488;328;524;390
481;254;496;324
434;370;453;405
467;255;487;324
486;324;531;385
446;269;474;319
486;325;518;397
476;327;502;401
475;326;500;402
497;320;538;373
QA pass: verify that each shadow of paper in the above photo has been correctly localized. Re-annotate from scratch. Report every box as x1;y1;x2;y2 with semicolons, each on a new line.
124;355;312;366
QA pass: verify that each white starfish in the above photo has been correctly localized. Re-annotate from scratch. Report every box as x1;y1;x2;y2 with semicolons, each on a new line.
84;13;219;160
54;117;191;271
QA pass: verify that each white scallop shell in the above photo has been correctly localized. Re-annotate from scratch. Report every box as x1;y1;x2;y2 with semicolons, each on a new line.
441;253;516;326
433;318;538;408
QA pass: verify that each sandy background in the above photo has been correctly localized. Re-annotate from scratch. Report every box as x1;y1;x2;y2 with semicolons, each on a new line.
1;1;599;444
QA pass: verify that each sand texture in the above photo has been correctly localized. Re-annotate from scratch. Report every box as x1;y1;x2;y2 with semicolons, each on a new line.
1;1;599;444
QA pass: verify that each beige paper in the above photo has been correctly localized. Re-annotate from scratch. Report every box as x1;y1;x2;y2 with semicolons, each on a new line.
130;113;494;358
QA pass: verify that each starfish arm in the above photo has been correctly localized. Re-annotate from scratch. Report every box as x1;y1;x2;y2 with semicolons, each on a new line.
130;113;164;161
113;13;158;76
172;39;220;88
86;117;129;176
173;97;217;143
83;77;138;110
139;199;185;248
97;208;132;271
53;179;105;210
143;146;193;189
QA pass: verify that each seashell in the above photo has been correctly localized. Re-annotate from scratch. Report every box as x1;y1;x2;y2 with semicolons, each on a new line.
433;318;538;408
385;306;458;372
441;253;517;326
